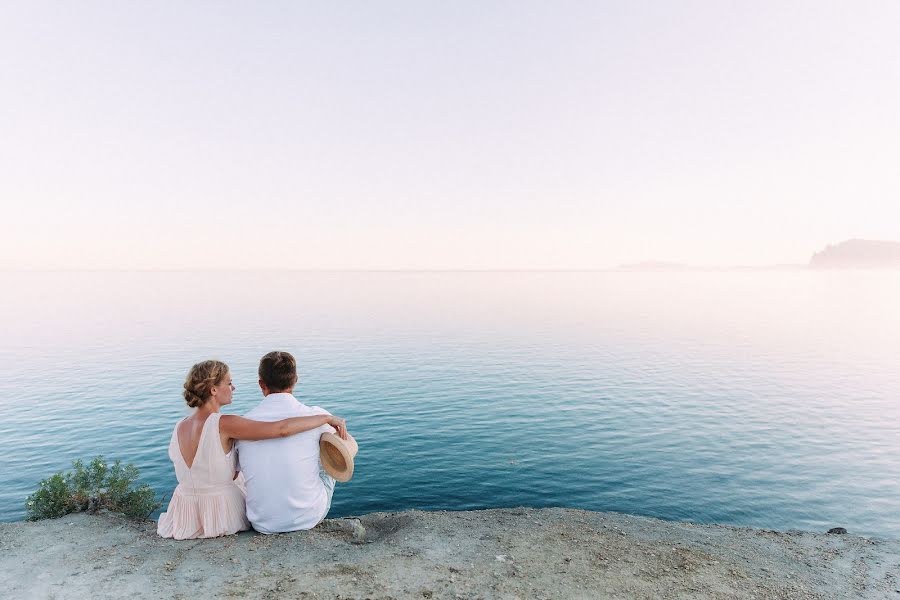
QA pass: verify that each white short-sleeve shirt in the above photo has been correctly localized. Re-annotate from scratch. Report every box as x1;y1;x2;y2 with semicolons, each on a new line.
236;393;334;533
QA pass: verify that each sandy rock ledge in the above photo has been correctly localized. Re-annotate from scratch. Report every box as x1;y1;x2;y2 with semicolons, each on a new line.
1;508;898;599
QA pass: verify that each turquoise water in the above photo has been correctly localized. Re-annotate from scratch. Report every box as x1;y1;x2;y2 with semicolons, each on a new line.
1;271;898;537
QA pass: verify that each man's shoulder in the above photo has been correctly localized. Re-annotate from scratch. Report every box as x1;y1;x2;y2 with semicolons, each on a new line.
242;399;296;419
234;404;271;450
242;405;265;419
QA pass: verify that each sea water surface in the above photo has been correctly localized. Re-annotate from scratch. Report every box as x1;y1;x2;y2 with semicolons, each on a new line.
0;270;897;537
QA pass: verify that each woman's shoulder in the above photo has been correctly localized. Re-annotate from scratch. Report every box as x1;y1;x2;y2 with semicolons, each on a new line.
172;415;189;433
207;412;225;433
216;413;242;431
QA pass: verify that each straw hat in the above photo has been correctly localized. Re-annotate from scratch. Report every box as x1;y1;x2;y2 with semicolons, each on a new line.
319;432;358;482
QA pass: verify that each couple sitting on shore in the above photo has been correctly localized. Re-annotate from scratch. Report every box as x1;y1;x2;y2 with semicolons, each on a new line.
157;351;351;540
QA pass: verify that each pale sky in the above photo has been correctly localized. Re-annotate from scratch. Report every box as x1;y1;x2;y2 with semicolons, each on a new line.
1;1;899;270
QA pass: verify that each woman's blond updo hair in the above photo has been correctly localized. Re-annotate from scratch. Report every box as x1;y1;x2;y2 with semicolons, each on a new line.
183;360;230;408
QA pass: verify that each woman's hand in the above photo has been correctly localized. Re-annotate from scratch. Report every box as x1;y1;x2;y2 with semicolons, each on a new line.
327;415;348;440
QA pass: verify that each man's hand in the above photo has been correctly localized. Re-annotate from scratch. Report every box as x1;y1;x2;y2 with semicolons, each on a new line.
327;415;348;440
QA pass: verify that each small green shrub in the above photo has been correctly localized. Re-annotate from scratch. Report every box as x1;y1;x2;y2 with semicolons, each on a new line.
25;456;160;521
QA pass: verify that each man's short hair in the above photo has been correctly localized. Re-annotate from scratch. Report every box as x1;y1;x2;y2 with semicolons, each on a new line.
258;351;298;391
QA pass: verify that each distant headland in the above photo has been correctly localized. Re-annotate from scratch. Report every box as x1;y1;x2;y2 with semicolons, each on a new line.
809;239;900;269
618;239;900;271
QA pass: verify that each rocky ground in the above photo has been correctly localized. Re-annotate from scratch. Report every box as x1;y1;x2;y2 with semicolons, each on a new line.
1;508;898;599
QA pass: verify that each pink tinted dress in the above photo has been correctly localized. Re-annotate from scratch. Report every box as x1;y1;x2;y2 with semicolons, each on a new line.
157;413;250;539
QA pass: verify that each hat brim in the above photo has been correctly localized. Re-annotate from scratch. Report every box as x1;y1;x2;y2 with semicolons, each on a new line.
320;432;357;483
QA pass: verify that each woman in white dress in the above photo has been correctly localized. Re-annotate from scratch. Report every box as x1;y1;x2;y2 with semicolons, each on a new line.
157;360;347;540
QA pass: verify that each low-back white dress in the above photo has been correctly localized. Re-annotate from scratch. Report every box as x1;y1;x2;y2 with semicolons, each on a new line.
157;413;250;539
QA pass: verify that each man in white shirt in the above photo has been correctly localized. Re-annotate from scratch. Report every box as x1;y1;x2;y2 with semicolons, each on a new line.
236;351;345;533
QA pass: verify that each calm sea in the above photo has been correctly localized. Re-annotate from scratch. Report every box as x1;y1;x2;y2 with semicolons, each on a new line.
1;271;897;537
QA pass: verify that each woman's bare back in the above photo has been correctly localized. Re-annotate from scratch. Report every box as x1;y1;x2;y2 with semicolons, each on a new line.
177;414;232;467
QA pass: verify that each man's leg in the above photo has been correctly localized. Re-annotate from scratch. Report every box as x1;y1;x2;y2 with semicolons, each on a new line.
319;464;336;516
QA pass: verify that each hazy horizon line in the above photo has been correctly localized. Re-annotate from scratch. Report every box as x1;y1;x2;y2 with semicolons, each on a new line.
0;264;822;273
